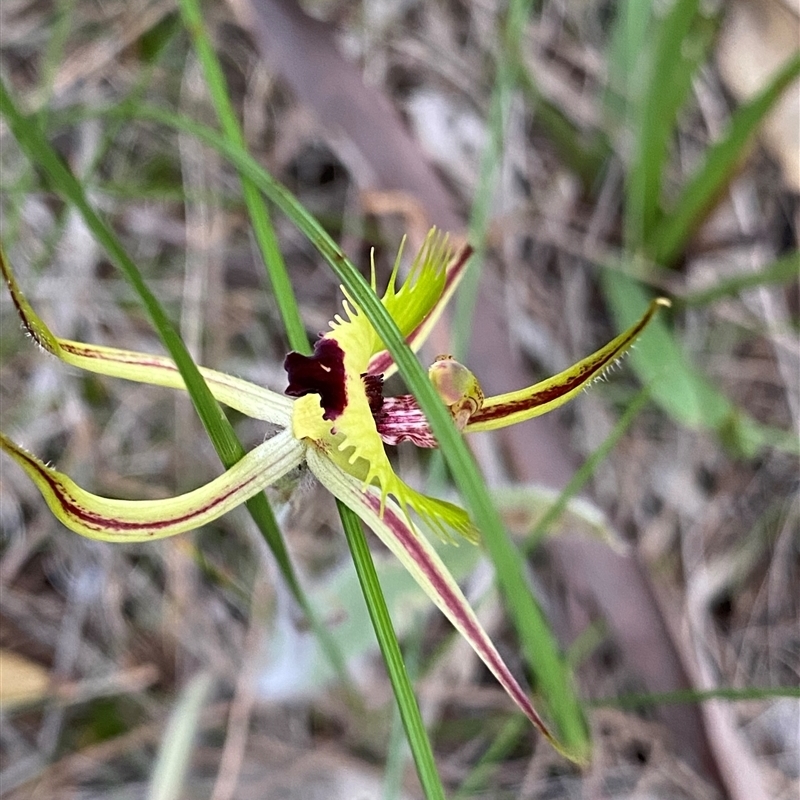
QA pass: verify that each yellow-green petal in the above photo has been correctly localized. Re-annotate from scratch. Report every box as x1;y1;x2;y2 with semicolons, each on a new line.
305;445;557;744
466;298;671;432
367;236;474;378
378;229;452;343
0;430;304;542
1;248;292;425
323;229;456;374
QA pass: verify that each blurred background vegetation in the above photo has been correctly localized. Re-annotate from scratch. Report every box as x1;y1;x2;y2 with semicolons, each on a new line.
1;0;798;798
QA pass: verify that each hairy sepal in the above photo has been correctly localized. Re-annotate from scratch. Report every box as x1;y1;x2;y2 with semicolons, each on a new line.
0;430;304;541
466;299;671;432
1;248;292;426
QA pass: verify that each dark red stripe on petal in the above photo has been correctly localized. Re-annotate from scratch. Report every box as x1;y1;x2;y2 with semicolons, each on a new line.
468;357;606;425
367;349;393;379
284;338;347;421
1;250;54;354
470;323;644;426
27;452;259;534
470;301;664;426
364;492;550;735
61;342;180;370
441;243;474;293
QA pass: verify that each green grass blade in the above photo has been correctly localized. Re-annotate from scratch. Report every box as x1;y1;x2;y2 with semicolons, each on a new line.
35;0;78;128
592;684;800;709
453;715;527;800
523;388;651;554
445;7;588;755
453;0;535;357
0;80;233;461
383;621;424;800
147;672;213;800
647;53;800;266
677;251;800;307
606;0;652;121
336;501;446;800
177;0;308;355
182;0;447;770
625;0;712;248
451;58;510;359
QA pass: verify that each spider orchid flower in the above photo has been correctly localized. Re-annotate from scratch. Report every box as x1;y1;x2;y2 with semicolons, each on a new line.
1;234;669;750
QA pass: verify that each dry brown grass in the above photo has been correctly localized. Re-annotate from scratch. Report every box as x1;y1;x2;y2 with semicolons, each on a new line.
1;1;797;798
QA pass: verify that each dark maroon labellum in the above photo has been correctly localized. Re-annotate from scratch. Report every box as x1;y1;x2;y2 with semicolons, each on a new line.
284;338;347;420
362;372;385;415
